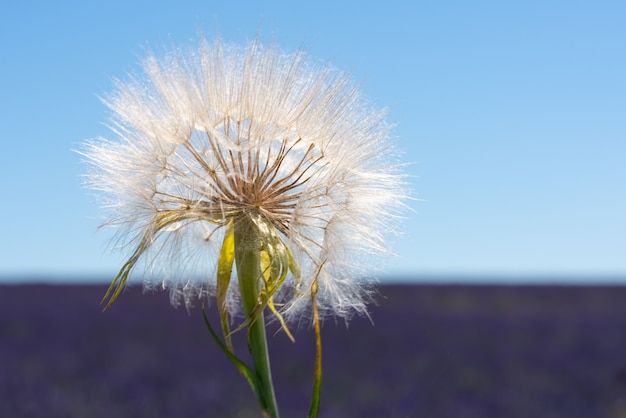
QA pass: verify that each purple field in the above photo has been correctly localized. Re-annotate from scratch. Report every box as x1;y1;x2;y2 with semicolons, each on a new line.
2;283;626;417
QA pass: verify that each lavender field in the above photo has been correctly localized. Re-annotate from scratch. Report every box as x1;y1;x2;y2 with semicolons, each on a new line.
2;283;626;417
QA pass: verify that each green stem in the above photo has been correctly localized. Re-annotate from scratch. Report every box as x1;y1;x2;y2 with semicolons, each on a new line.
234;215;280;418
308;280;322;418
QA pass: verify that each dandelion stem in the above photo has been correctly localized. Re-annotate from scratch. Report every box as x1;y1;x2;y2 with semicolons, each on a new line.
234;215;280;418
308;279;322;418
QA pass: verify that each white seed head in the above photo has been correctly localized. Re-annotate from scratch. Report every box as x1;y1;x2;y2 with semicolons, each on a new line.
82;37;408;322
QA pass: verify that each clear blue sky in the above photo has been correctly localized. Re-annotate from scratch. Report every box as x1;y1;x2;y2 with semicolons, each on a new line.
1;1;624;283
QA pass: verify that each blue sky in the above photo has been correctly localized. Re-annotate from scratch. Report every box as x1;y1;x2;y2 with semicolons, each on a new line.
0;1;624;283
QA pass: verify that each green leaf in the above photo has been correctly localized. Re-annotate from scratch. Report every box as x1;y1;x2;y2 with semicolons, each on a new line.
216;220;235;351
100;257;136;310
100;207;226;309
286;245;302;292
201;306;265;408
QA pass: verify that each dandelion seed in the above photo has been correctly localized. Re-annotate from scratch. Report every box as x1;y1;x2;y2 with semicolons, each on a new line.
81;36;408;416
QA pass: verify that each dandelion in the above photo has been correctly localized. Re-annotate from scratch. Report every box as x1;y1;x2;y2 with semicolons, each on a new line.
81;37;407;417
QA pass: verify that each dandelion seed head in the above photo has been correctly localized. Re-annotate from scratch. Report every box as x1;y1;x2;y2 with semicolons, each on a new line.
82;37;408;322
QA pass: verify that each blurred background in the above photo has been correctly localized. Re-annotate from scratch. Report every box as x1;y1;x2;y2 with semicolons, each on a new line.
1;1;625;417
